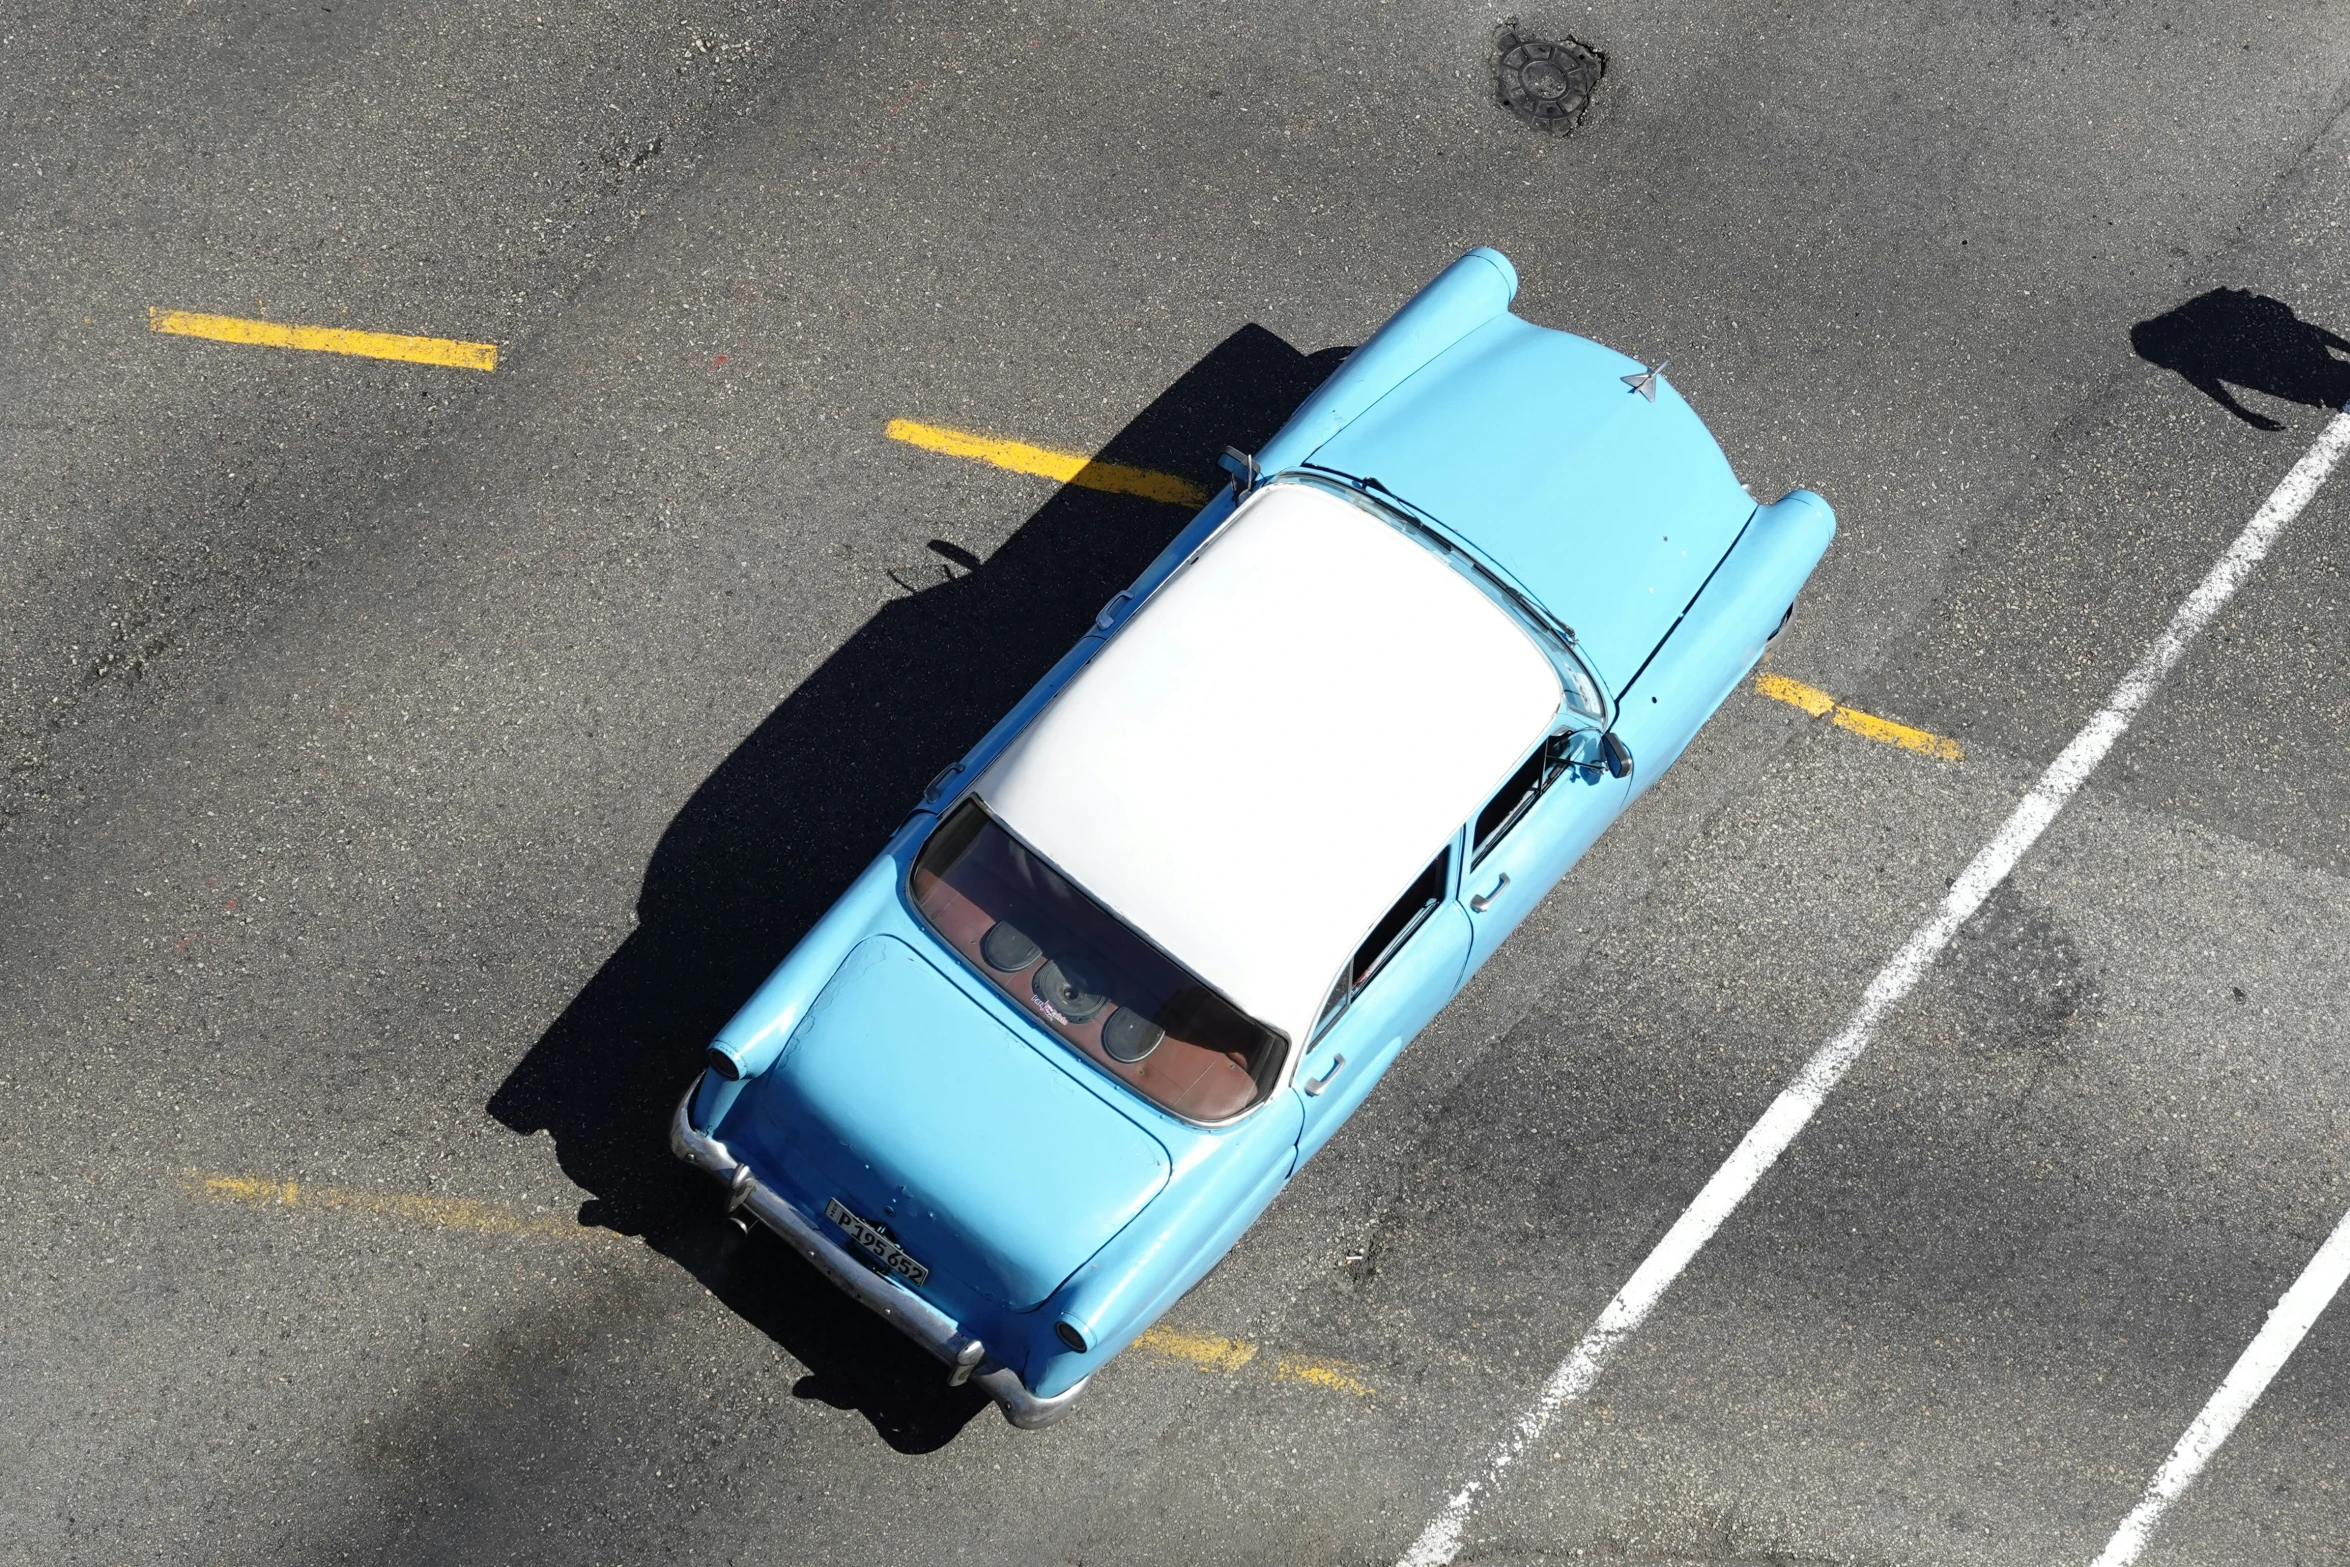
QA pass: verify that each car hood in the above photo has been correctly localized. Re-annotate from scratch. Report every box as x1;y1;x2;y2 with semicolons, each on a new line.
1305;312;1757;689
737;935;1173;1310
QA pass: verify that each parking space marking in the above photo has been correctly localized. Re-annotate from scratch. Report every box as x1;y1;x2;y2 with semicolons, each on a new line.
1134;1325;1376;1397
1753;671;1965;760
1397;410;2350;1567
2089;1201;2350;1567
187;1171;602;1241
148;308;498;370
885;418;1209;506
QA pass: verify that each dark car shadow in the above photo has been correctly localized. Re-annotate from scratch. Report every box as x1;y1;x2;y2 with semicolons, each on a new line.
488;325;1348;1453
2131;287;2350;430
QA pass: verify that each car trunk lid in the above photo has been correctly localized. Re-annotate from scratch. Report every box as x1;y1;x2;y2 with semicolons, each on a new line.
734;935;1173;1310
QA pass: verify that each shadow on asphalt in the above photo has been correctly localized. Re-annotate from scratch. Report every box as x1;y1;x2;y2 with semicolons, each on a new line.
2131;287;2350;430
488;325;1348;1453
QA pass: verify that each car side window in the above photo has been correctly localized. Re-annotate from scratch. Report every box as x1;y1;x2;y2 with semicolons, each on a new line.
1312;846;1451;1041
1471;733;1578;866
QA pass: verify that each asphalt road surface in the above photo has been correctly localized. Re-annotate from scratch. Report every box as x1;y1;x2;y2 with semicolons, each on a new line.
7;2;2350;1563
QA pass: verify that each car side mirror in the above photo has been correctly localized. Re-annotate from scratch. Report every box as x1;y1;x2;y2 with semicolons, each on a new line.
1600;731;1634;780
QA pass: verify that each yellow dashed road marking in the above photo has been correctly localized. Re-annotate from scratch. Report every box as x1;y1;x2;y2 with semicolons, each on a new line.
1754;671;1964;761
1270;1353;1375;1396
1136;1324;1260;1372
187;1171;600;1241
192;1170;1371;1397
149;308;498;371
885;418;1208;506
1136;1324;1374;1398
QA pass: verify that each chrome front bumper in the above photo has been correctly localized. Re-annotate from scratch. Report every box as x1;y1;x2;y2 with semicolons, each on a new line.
668;1084;1088;1429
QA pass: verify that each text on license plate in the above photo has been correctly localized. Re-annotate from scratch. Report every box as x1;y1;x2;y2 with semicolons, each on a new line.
824;1198;931;1286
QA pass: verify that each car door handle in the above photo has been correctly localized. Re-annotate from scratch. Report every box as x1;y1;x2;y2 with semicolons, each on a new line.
1302;1053;1347;1096
1469;873;1509;912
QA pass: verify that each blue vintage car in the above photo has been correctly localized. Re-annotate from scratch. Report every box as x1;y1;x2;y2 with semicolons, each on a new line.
671;248;1835;1427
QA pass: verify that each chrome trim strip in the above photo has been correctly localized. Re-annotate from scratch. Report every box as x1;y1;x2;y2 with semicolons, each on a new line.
668;1083;1088;1429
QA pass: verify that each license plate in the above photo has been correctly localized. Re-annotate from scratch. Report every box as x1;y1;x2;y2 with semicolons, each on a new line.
824;1198;931;1286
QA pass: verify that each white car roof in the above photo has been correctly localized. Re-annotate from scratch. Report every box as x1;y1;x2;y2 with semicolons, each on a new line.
976;480;1564;1051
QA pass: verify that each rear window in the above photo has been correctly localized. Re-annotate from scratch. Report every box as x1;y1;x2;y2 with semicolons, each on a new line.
910;800;1284;1123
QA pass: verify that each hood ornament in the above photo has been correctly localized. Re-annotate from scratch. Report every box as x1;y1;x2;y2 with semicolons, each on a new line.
1622;359;1670;401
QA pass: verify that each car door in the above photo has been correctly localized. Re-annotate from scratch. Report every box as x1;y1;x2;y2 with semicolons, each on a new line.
1458;729;1630;978
1291;841;1470;1168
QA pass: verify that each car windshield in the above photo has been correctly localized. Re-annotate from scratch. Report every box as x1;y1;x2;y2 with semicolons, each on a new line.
1289;474;1606;721
910;799;1284;1123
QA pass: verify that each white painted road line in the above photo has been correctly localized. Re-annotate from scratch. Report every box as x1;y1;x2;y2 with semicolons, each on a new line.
1396;408;2350;1567
2087;1201;2350;1567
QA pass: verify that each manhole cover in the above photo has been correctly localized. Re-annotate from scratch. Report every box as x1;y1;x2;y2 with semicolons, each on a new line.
1495;23;1604;132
